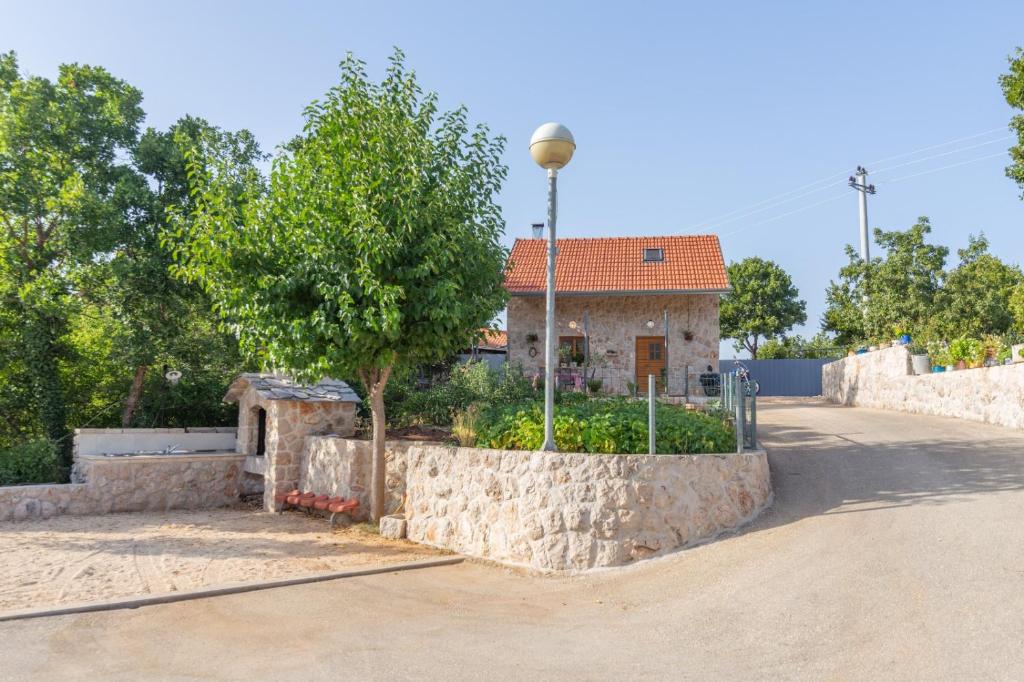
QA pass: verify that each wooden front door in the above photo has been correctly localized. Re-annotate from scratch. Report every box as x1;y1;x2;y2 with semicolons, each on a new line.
636;336;666;393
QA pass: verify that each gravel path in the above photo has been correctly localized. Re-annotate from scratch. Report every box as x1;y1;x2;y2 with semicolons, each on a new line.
0;508;443;613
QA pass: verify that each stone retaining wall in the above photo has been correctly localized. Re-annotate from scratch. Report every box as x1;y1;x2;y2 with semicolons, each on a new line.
0;452;247;522
300;437;410;516
298;436;771;572
823;346;1024;429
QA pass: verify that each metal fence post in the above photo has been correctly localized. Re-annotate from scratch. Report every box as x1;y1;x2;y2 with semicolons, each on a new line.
648;374;656;455
735;374;745;454
750;390;757;448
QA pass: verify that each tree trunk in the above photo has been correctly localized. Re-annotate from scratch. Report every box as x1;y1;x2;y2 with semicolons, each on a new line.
121;365;148;427
362;362;394;522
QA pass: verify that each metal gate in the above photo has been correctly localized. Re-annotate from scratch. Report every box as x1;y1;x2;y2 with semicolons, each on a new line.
718;358;837;397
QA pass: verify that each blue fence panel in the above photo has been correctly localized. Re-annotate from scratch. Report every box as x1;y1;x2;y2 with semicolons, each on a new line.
718;358;837;397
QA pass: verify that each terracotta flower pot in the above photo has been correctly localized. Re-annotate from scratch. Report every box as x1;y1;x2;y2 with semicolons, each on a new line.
955;360;967;370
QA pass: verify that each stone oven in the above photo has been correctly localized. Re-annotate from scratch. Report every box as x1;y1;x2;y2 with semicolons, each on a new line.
223;374;360;510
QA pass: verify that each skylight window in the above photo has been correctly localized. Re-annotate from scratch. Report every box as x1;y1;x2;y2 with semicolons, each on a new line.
643;247;664;263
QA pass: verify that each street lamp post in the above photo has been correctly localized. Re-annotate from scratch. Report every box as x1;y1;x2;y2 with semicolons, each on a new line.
530;122;575;452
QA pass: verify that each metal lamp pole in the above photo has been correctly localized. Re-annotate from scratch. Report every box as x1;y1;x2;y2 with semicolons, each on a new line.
530;123;576;452
543;168;559;450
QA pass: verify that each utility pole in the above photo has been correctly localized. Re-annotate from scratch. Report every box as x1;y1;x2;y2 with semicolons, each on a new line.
848;166;876;263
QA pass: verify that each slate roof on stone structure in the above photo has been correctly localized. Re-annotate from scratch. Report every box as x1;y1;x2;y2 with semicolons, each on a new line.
223;374;361;404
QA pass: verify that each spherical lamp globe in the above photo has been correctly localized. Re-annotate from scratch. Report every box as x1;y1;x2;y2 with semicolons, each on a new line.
529;122;575;170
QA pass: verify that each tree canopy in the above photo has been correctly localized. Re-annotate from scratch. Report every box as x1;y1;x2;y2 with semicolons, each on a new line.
169;50;509;519
0;51;144;464
1001;47;1024;199
0;52;256;475
936;234;1022;339
822;218;1022;346
720;257;806;358
823;217;948;345
756;332;840;360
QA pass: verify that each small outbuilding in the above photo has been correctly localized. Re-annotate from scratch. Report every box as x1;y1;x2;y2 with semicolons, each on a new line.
224;374;361;510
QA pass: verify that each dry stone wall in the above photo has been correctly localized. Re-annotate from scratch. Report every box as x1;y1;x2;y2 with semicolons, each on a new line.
506;294;720;395
300;436;409;516
298;436;771;572
0;452;247;522
823;346;1024;430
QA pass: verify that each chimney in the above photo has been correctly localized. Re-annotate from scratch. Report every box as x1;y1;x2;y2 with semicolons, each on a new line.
531;223;544;239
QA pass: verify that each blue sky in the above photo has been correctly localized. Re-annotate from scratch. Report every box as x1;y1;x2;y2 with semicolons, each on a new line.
3;1;1023;357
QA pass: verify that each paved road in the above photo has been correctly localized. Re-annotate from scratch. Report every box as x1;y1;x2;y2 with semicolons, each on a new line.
4;400;1024;680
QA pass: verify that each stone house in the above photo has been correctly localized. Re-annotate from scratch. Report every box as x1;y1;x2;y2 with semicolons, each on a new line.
223;374;360;510
504;235;730;396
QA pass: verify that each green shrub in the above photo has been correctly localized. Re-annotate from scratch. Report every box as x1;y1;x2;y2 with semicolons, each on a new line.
948;337;984;364
0;439;63;486
386;361;542;427
475;398;734;454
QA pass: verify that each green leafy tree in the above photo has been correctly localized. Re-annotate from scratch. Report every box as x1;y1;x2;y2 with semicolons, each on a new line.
169;51;509;519
757;332;840;359
98;116;264;425
1010;282;1024;334
821;245;868;346
720;257;806;358
823;217;947;344
1001;47;1024;198
936;234;1022;338
0;51;143;466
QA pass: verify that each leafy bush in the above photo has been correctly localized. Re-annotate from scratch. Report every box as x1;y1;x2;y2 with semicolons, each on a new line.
0;439;63;486
948;337;984;364
475;398;735;454
386;361;541;427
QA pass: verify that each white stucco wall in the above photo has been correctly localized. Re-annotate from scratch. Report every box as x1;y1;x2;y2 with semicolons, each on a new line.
823;346;1024;430
73;428;237;457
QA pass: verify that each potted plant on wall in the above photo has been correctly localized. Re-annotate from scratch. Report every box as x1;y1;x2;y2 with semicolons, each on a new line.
947;337;980;370
907;343;931;375
927;340;948;373
558;346;571;368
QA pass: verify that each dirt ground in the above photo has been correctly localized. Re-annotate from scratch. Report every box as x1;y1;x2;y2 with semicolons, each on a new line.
0;508;444;613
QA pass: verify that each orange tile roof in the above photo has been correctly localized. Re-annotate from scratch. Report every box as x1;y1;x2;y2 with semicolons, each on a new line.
504;235;730;295
478;329;507;350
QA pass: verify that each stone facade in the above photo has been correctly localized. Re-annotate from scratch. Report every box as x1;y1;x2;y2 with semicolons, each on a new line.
823;346;1024;430
300;436;409;517
234;388;356;510
296;436;771;572
506;294;720;395
0;452;246;522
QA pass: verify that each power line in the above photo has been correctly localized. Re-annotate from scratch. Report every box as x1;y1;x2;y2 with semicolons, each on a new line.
719;192;850;239
872;136;1012;175
683;173;848;233
699;178;848;231
864;126;1008;167
682;124;1009;234
718;150;1009;239
881;150;1009;184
